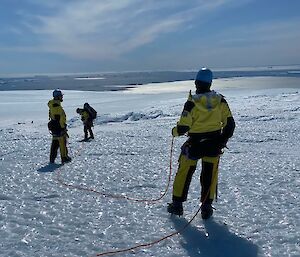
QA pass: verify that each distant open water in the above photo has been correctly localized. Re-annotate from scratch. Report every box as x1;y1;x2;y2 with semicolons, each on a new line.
0;67;300;91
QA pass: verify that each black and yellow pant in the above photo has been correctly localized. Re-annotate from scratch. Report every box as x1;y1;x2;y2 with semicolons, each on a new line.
84;125;94;139
172;154;219;204
83;120;94;139
50;135;68;163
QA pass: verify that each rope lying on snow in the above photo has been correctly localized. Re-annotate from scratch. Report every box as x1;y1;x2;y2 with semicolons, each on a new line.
90;177;215;257
52;137;215;256
55;137;174;203
93;204;203;257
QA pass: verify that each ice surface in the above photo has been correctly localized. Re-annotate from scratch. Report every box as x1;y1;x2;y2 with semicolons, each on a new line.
0;77;299;257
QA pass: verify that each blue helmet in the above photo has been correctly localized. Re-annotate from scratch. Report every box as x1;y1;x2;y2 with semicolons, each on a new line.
53;89;63;98
195;68;213;83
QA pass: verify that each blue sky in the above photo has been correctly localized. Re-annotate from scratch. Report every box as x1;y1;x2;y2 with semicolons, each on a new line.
0;0;300;74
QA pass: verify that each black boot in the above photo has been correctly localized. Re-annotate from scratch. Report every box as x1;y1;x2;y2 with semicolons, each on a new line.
62;156;72;164
89;130;94;139
201;203;213;220
84;131;88;141
167;201;183;216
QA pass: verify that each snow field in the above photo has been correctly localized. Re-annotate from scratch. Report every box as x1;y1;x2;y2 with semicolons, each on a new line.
0;78;299;257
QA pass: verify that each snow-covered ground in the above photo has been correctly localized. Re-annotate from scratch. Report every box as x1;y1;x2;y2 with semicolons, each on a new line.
0;77;299;257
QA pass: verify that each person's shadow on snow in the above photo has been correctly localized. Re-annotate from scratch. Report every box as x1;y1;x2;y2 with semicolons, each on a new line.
171;216;259;257
37;163;62;173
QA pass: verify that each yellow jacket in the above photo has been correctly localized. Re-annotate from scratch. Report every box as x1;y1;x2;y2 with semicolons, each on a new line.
80;110;90;124
174;90;234;139
48;99;66;129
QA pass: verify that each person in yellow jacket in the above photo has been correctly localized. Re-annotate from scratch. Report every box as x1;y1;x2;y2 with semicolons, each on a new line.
76;107;94;141
167;68;235;219
48;89;71;164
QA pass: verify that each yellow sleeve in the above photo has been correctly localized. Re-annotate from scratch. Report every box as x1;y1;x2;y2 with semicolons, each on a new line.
83;112;89;121
177;110;192;128
220;98;235;139
174;100;195;136
221;100;233;127
59;108;66;129
177;91;194;129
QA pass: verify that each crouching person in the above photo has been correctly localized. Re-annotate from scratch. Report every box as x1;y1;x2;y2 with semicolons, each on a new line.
168;68;235;219
48;89;72;164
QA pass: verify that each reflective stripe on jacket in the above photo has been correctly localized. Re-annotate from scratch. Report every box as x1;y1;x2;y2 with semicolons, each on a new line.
176;90;234;136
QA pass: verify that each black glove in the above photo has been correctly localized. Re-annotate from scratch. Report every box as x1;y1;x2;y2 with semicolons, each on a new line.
219;135;228;149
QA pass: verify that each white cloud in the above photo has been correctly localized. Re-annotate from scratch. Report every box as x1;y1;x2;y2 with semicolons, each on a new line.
17;0;233;60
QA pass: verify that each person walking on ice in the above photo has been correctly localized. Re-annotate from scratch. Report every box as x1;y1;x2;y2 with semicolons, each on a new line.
168;68;235;219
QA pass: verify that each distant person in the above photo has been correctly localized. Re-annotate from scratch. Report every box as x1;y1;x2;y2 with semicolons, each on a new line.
47;89;72;164
167;68;235;219
76;102;96;141
76;107;94;141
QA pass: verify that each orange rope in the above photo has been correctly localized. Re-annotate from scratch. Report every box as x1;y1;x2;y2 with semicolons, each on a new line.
55;137;174;203
93;205;202;256
54;136;218;257
91;170;217;257
91;151;218;257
